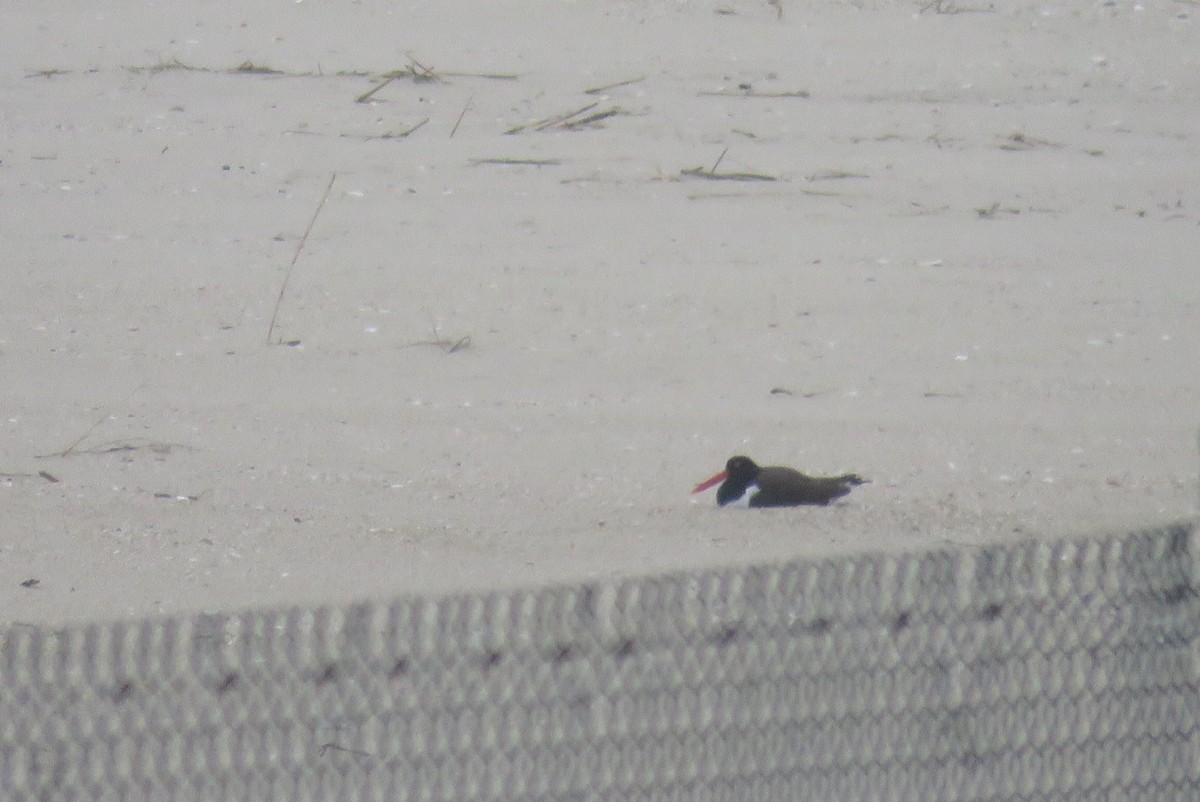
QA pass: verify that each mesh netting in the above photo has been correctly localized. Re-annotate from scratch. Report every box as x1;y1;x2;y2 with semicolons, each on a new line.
2;521;1197;801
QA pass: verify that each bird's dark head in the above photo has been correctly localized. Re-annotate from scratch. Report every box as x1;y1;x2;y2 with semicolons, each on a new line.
693;455;765;499
724;455;760;481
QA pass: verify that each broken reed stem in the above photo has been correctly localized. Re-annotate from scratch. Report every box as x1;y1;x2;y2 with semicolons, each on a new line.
395;118;428;137
535;102;598;131
356;75;397;103
449;95;473;139
710;146;730;174
38;409;111;458
405;53;438;81
697;89;809;99
680;166;777;182
561;109;622;129
35;380;149;458
266;172;337;345
584;76;645;95
470;158;561;166
506;102;599;134
440;71;518;81
680;148;777;182
343;119;428;140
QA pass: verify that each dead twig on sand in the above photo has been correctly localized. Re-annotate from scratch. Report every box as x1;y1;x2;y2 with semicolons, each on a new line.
404;316;472;354
471;158;562;167
35;380;151;459
40;439;187;459
680;146;777;182
710;147;729;173
584;76;645;95
506;102;596;134
356;56;515;103
998;131;1063;151
356;55;441;103
975;202;1021;219
505;103;625;134
769;387;833;398
405;54;440;83
392;118;429;137
233;61;283;75
918;0;993;13
681;164;777;182
404;335;472;354
36;408;112;458
440;70;518;81
0;471;60;483
345;119;428;140
355;74;398;103
267;172;337;345
559;108;623;129
126;58;202;75
127;59;293;76
806;170;869;181
698;88;809;99
74;439;188;455
449;95;473;138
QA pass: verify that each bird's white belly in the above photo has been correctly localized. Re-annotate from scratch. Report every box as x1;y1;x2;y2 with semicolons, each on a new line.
725;482;757;508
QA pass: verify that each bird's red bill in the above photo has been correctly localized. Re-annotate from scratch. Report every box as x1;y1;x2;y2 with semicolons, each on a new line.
692;470;728;494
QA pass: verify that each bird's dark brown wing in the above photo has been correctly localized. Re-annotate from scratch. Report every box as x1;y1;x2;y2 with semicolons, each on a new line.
750;466;865;507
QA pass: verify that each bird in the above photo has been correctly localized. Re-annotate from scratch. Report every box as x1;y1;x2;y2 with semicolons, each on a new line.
692;455;866;507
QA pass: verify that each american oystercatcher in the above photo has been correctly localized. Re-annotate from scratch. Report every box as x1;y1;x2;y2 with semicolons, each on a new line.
692;455;866;507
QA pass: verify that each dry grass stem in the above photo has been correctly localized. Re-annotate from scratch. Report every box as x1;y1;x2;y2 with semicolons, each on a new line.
405;317;473;354
681;166;777;182
806;170;869;181
584;77;645;95
233;61;282;74
266;173;337;345
356;75;398;103
698;89;809;99
348;119;429;140
449;95;473;138
506;103;625;134
507;102;597;134
998;131;1063;151
471;158;562;167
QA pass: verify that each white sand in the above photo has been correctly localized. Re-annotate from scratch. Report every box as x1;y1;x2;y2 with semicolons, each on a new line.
2;0;1197;624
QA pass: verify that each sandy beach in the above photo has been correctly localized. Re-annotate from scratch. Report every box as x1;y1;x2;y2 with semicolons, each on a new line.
2;0;1197;625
